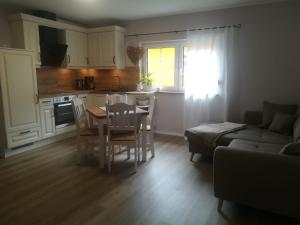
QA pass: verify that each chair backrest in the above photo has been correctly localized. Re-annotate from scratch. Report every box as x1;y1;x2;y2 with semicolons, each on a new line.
72;98;89;133
106;94;127;105
106;103;137;135
148;95;156;123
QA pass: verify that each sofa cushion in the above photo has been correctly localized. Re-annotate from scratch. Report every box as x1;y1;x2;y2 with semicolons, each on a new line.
268;112;297;135
261;101;298;128
261;129;292;144
217;125;292;147
280;142;300;156
228;139;284;154
293;116;300;142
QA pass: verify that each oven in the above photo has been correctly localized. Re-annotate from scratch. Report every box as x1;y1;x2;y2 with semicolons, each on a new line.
53;95;76;129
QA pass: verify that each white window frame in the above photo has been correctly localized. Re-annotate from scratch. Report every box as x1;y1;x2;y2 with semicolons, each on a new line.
142;40;186;91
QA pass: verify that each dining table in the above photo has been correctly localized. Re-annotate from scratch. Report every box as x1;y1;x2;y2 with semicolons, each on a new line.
86;105;149;168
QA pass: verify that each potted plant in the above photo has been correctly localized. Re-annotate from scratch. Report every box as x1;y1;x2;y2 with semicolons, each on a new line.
139;73;153;91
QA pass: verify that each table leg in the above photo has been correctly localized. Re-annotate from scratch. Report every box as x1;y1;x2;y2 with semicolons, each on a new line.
142;115;147;162
97;119;105;168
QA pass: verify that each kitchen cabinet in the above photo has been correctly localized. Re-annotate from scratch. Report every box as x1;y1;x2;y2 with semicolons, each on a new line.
87;27;125;69
9;14;126;69
87;33;101;67
39;98;56;138
65;30;88;68
92;94;107;107
100;31;116;67
0;48;41;148
10;20;41;66
7;127;41;149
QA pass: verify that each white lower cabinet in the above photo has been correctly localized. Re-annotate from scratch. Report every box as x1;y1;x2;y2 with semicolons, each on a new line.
92;94;106;107
40;98;56;139
7;127;41;149
0;48;41;151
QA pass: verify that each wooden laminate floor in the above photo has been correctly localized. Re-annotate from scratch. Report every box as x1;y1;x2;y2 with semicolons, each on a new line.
0;135;298;225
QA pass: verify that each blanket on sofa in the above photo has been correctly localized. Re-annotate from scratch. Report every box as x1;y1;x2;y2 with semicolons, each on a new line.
185;122;246;149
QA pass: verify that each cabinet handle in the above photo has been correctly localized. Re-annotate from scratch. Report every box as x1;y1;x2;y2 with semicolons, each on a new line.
38;52;41;62
42;100;51;103
68;55;70;64
35;94;39;104
20;130;31;135
113;56;115;65
51;109;54;117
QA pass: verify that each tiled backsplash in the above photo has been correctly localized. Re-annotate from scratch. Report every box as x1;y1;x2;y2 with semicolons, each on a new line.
37;67;139;94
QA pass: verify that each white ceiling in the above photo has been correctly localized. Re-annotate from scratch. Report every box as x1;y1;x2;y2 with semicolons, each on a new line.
0;0;286;25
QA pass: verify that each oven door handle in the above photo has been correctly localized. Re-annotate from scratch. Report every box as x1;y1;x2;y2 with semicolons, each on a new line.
57;103;72;107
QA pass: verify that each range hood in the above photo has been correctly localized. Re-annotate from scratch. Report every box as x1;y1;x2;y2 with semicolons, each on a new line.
39;26;68;67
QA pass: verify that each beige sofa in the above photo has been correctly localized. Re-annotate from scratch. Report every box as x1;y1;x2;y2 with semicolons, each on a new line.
214;111;300;219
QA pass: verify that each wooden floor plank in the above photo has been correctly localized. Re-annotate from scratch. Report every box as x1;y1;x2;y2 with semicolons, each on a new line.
0;135;298;225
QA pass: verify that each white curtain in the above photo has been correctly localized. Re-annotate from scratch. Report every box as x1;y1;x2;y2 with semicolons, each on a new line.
184;27;239;129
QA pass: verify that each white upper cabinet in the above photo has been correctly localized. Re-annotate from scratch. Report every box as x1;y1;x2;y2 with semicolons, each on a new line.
10;20;41;66
65;30;88;68
87;27;125;69
87;33;101;67
9;14;126;70
0;49;40;134
100;31;115;67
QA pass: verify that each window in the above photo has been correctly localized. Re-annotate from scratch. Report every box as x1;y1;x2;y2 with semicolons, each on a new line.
143;42;186;91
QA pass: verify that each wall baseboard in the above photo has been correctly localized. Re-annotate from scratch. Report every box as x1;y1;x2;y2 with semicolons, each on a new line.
154;130;184;137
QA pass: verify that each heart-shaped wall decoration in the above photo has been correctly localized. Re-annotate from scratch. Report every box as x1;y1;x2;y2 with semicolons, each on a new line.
127;46;145;65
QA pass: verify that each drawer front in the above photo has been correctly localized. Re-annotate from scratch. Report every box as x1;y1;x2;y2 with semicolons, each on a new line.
7;127;41;148
39;98;54;107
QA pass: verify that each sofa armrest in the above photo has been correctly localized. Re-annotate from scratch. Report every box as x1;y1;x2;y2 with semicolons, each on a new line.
243;111;262;125
214;146;300;218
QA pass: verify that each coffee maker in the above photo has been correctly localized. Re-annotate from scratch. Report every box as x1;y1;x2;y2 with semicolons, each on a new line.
84;76;95;89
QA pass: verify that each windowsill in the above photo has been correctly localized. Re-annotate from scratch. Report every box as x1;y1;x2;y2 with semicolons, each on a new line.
156;90;185;94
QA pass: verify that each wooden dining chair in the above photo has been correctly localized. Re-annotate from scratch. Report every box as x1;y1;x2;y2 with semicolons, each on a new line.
141;95;156;158
106;103;139;172
106;93;128;153
106;94;128;105
72;97;100;164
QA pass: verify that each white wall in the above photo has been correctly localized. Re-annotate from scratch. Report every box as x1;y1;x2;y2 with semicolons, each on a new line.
125;1;300;135
153;93;185;136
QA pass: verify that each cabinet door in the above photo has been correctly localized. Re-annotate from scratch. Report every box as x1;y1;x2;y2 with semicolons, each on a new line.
115;31;125;68
0;50;40;133
23;22;41;66
93;94;106;107
66;30;88;68
11;21;41;66
40;106;56;138
100;31;115;67
88;33;101;67
78;32;88;67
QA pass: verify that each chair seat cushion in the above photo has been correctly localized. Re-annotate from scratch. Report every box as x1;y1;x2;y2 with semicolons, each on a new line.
80;128;99;136
228;139;284;154
110;131;136;141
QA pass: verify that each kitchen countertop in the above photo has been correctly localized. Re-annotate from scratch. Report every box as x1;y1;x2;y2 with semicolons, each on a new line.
38;90;156;98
